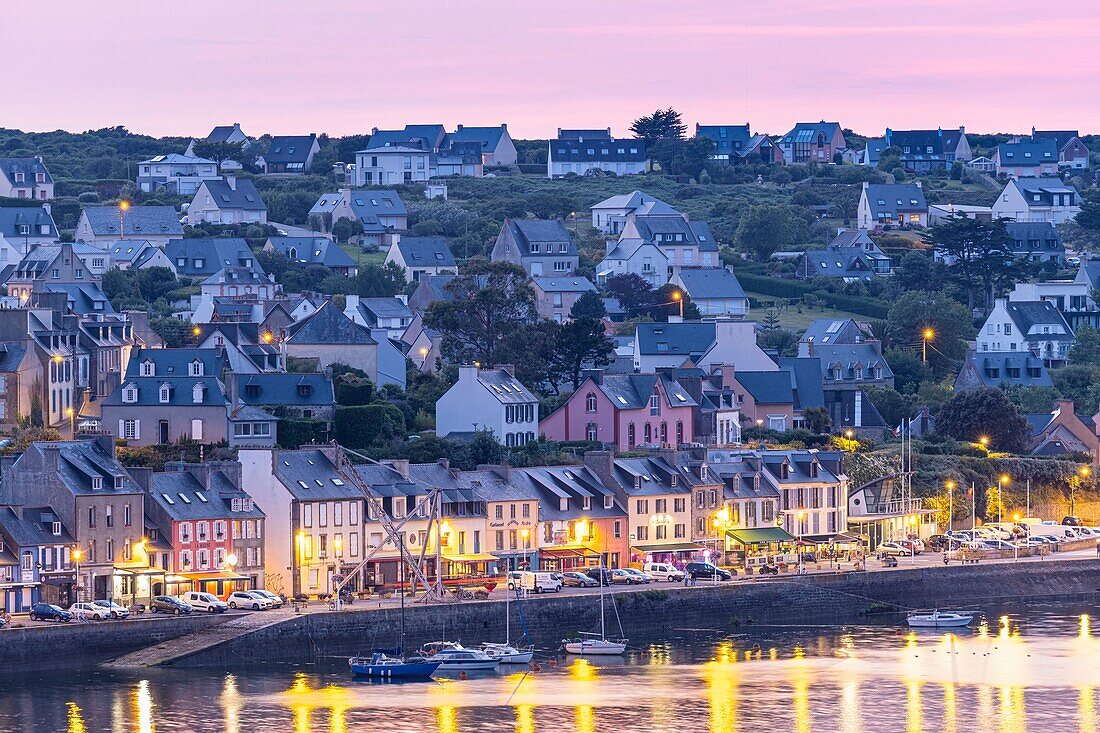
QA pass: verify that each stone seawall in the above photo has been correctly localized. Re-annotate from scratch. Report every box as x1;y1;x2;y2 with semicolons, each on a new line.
172;559;1100;669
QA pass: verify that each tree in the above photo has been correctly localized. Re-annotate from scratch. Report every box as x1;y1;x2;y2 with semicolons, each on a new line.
863;387;913;429
603;273;656;315
935;387;1030;452
884;348;934;394
425;259;537;368
757;328;798;358
331;217;365;244
651;283;701;321
761;308;781;332
1005;384;1059;414
924;215;1017;311
649;138;715;178
570;291;606;321
886;291;972;378
136;267;179;302
352;262;405;298
733;205;812;262
1076;198;1100;231
803;406;832;434
555;317;614;389
1069;324;1100;365
892;251;939;292
190;140;246;165
630;108;686;141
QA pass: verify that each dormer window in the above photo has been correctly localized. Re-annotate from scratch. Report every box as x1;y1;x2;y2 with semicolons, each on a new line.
559;497;568;511
189;360;204;377
140;361;154;377
122;384;138;403
603;495;614;509
114;476;124;489
192;383;205;403
91;476;103;490
780;463;790;480
159;384;171;403
809;461;819;478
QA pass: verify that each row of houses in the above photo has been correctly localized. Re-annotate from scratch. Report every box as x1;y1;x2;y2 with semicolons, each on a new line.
4;438;893;612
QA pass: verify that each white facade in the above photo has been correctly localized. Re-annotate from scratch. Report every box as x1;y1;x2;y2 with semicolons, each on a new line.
596;240;668;287
354;147;431;187
137;154;219;194
435;366;539;446
977;299;1070;362
992;179;1082;225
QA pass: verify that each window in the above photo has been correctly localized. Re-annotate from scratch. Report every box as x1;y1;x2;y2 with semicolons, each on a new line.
122;420;139;440
649;394;660;416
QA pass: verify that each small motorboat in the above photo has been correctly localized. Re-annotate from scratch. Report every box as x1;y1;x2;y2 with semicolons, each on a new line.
420;641;502;671
906;610;975;628
562;633;628;656
482;642;535;664
349;651;440;679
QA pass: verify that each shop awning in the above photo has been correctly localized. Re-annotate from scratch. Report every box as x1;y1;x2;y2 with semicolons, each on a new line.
631;542;704;554
489;549;533;558
829;532;865;544
541;546;599;559
113;565;166;577
181;570;252;581
725;527;796;545
443;553;498;563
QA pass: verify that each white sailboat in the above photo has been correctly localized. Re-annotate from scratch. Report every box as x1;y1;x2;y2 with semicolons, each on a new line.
906;609;976;628
562;564;626;655
482;584;535;663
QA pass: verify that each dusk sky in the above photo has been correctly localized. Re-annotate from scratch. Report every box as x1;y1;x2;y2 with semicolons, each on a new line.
9;0;1100;139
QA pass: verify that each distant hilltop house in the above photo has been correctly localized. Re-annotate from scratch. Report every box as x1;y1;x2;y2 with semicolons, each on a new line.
992;177;1081;225
263;236;358;277
796;229;892;280
860;127;971;171
693;124;783;164
668;268;749;317
385;236;457;283
994;139;1059;179
186;176;267;226
547;128;647;178
857;182;928;230
352;123;514;184
531;276;597;322
977;298;1072;366
590;190;678;235
1030;128;1091;170
777;121;846;164
75;205;183;248
308;189;407;249
137;153;219;194
260;135;320;174
185;122;250;171
0;157;54;200
0;204;58;263
492;218;578;276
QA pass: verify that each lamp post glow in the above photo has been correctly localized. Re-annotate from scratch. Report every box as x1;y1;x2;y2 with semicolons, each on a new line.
671;290;683;319
119;200;130;237
520;528;530;572
978;435;990;449
72;548;83;603
1074;466;1091;516
921;328;934;363
945;481;956;534
796;511;806;575
65;407;75;437
998;474;1010;525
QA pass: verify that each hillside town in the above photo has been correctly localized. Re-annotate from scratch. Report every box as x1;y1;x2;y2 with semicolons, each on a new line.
2;110;1100;618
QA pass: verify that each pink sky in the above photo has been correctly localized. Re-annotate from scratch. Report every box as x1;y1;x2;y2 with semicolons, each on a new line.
9;0;1100;139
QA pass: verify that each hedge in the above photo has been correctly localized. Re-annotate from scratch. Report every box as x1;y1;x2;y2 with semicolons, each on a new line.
333;405;406;448
277;419;330;449
735;272;889;319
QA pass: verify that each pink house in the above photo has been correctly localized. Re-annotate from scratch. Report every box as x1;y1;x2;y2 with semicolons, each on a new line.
539;371;696;450
727;369;796;432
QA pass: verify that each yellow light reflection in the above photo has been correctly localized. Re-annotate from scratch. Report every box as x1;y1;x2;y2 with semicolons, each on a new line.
133;680;154;733
703;642;738;733
999;685;1026;733
575;704;595;733
1080;685;1097;733
515;704;535;733
942;682;957;733
66;702;86;733
906;680;922;733
569;657;598;682
438;705;457;733
280;673;354;733
790;644;811;733
647;642;672;666
221;674;241;733
1081;614;1092;639
838;677;861;733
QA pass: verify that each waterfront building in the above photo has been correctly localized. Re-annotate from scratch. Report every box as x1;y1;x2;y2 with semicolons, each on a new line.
0;505;76;612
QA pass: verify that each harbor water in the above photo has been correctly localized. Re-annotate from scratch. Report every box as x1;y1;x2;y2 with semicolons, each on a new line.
2;601;1098;732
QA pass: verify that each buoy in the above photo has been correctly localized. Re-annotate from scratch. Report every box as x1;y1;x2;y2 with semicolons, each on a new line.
459;672;468;680
532;662;542;671
549;658;557;666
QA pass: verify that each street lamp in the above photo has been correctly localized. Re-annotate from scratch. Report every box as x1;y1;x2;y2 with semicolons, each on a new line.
998;474;1010;525
921;328;935;363
945;480;956;534
65;407;75;437
795;511;806;575
670;290;683;319
1073;466;1090;515
71;548;83;603
119;200;130;237
520;528;531;573
978;435;990;449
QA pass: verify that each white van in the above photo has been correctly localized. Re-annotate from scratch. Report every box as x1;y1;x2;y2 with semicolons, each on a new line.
182;591;229;613
642;562;685;582
508;571;562;594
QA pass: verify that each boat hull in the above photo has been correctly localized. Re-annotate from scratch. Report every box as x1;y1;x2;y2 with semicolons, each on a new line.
564;641;626;656
349;661;441;679
435;659;502;671
907;612;973;628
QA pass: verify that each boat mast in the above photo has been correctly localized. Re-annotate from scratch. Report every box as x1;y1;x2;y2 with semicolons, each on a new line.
399;534;405;652
599;560;606;641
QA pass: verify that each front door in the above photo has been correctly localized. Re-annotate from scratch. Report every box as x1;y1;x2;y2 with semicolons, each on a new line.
159;420;169;444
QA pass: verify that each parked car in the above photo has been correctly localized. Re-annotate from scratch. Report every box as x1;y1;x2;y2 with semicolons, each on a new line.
584;568;615;586
227;591;269;610
1062;515;1083;526
642;562;685;582
29;603;73;623
150;596;193;615
621;568;653;584
685;562;733;581
181;592;229;613
877;542;913;557
562;571;599;588
251;590;284;608
69;602;110;620
91;600;131;619
609;569;641;585
926;535;951;551
981;539;1018;551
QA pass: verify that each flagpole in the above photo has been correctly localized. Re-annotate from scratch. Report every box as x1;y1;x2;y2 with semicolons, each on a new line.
971;482;976;530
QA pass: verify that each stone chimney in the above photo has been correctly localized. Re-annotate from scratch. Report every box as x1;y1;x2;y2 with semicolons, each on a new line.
497;364;516;377
580;368;603;385
582;450;616;489
458;364;479;383
1054;399;1075;416
482;464;512;482
340;188;352;207
127;466;153;491
225;175;236;190
382;459;410;480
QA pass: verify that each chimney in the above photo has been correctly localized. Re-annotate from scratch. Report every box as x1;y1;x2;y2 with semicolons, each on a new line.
959;126;965;134
224;370;236;404
501;123;507;131
42;202;51;216
583;450;616;490
456;124;464;131
1054;399;1075;416
914;181;922;189
127;467;153;491
93;434;117;458
497;364;515;377
580;368;603;385
225;175;236;190
483;464;512;482
717;364;736;387
382;459;410;480
340;188;352;206
436;458;449;472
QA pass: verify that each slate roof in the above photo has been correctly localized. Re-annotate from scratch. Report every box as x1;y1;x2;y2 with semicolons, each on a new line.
139;153;217;166
636;322;716;356
967;351;1052;388
0;343;27;373
208;125;244;142
591;190;677;215
1004;222;1063;256
695;125;752;155
419;274;458;301
309;190;407;234
42;284;115;315
551;139;646;162
532;276;596;294
475;369;538;405
1003;300;1072;340
81;206;183;237
675;268;746;301
1032;130;1081;151
201;266;272;288
23;440;141;495
511;466;624;521
365;125;447;151
265;237;356;269
505;219;576;256
800;318;864;345
734;371;794;404
780;122;842;144
601;237;666;263
150;472;264;521
265;135;317;165
104;377;227;407
558;129;613;141
863;184;928;218
0;507;73;548
1006;178;1080;206
396;236;455;267
274;449;365;500
814;344;893;380
234;373;334;407
285;301;376;345
631;215;716;249
829;229;876;249
164;238;261;277
0;158;53;186
125;347;227;379
199;178;266;211
777;357;825;410
358;297;414;322
997;139;1058;167
800;247;879;280
610;457;693;496
0;205;57;239
109;240;156;264
591;373;697;410
863;138;888;166
443;126;508;153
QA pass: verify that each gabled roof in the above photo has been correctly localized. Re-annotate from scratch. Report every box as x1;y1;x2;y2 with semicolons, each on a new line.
674;268;746;301
357;296;414;322
364;125;447;151
963;351;1052;389
42;284;115;316
309;190;407;233
532;276;596;294
81;206;183;237
124;347;227;379
800;318;864;345
164;238;261;277
550;138;646;162
828;229;877;249
777;357;825;409
591;373;697;410
474;369;538;405
0;205;57;239
396;236;456;267
1002;300;1072;340
695;125;752;154
443;125;509;152
234;372;334;407
591;190;677;215
1004;222;1063;254
265;135;317;165
108;240;157;263
1032;130;1081;151
733;370;794;405
198;178;266;211
22;440;141;495
139;153;216;166
1006;177;1079;202
202;266;272;287
997;139;1058;166
813;344;893;380
0;506;73;548
635;322;715;356
265;237;356;269
863;183;928;217
801;248;878;280
150;471;264;521
780;121;842;144
601;237;667;263
208;124;245;142
285;301;376;345
274;448;365;500
0;157;52;186
505;219;577;256
103;377;227;407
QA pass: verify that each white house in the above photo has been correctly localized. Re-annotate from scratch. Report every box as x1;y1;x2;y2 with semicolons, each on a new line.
0;205;58;264
186;177;267;226
435;365;539;447
669;268;749;317
137;153;219;194
547;130;647;178
384;237;457;283
75;205;183;248
353;146;431;186
857;182;928;229
590;191;678;235
977;298;1073;365
0;157;54;200
596;238;668;287
992;178;1082;225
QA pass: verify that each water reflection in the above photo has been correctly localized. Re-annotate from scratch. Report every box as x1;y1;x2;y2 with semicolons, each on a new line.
5;606;1100;733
